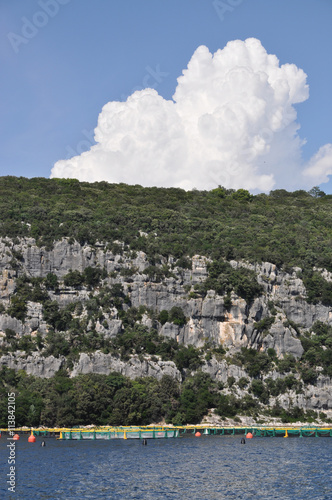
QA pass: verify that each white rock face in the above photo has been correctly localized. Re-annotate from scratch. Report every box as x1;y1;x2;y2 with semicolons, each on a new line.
0;353;64;378
0;314;25;335
1;237;332;411
262;324;304;359
202;357;248;384
1;238;331;351
70;352;182;381
271;376;332;411
0;351;181;381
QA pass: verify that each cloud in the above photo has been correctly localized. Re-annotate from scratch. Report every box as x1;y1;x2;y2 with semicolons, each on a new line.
51;38;332;192
303;144;332;185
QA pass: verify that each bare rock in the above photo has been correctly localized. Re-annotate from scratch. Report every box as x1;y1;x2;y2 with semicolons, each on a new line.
70;352;182;381
0;352;64;378
262;323;304;359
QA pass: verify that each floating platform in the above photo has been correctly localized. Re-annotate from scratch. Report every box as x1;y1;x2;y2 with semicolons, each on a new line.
60;428;179;440
187;426;332;438
2;425;332;440
36;425;332;440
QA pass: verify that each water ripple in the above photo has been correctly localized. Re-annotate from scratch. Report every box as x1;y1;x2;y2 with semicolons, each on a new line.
0;435;331;499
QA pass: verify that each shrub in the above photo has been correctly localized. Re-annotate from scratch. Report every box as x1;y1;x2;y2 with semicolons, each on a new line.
213;345;226;357
216;394;239;418
238;377;249;389
44;331;70;357
268;301;278;316
7;296;27;322
200;260;263;303
254;316;275;335
159;310;169;325
174;345;203;371
168;306;187;326
223;293;232;309
63;270;84;288
277;354;296;373
44;273;59;290
250;380;269;404
227;376;236;387
119;267;137;278
5;328;16;340
110;283;124;297
301;270;332;306
42;301;73;331
300;366;317;385
175;257;192;269
267;348;277;359
83;266;104;287
234;348;272;377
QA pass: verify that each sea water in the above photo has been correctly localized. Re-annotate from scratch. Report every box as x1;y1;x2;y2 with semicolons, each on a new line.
1;435;331;499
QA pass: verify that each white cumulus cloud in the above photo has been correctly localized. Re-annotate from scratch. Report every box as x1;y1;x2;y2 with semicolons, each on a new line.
303;144;332;185
51;38;332;191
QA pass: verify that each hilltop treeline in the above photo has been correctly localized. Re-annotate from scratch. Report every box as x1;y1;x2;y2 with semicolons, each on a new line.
0;176;331;271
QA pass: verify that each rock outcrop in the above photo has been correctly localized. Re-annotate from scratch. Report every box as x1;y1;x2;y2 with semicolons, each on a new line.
1;350;331;410
0;352;64;378
1;237;332;412
0;351;181;381
70;352;182;381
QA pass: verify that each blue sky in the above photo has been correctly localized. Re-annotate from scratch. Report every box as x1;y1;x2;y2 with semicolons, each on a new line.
1;0;332;193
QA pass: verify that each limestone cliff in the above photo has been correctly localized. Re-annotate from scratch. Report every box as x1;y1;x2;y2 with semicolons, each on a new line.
0;237;331;412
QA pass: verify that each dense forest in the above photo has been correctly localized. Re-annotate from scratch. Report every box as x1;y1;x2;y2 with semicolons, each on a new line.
0;176;331;270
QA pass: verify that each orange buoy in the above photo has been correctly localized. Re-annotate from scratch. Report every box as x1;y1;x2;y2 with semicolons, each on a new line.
246;432;253;439
28;433;36;443
195;431;202;437
13;434;20;441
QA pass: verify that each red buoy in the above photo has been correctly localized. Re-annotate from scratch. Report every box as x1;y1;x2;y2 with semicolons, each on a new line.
246;432;253;439
28;434;36;443
13;434;20;440
195;431;202;437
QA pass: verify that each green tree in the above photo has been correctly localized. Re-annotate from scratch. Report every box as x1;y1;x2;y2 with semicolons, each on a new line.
45;272;59;290
63;270;84;288
168;306;187;326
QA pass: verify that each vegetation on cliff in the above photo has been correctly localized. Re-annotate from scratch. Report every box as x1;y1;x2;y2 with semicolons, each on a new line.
0;367;328;427
1;177;332;425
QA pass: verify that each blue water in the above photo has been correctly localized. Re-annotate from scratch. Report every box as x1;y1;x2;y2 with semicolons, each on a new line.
1;435;331;499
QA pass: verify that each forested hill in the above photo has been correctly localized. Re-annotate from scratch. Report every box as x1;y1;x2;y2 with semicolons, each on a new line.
1;176;332;427
0;176;331;271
